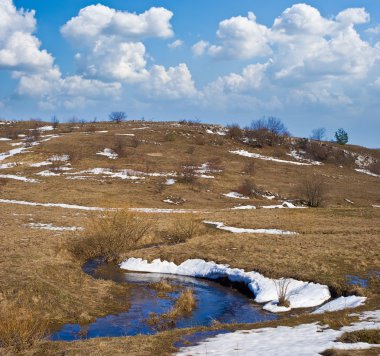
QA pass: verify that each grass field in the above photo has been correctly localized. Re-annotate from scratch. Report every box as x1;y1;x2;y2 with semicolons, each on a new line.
0;120;379;355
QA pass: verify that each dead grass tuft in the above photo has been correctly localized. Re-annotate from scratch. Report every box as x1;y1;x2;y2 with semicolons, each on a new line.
274;278;291;307
70;210;152;262
160;216;200;244
337;329;380;344
0;303;48;351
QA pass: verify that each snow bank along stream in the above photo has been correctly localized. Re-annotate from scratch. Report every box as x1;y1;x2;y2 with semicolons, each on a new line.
121;258;366;314
51;260;277;341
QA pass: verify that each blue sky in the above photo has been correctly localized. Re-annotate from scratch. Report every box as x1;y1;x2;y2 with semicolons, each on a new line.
1;0;380;147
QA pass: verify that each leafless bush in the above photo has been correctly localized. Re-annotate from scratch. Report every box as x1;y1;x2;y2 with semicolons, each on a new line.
0;303;48;351
3;126;22;139
304;142;330;162
113;137;128;157
244;161;256;175
274;279;291;307
70;210;152;262
130;136;141;148
164;132;176;142
247;117;290;147
207;157;224;172
236;179;258;197
194;135;206;146
296;175;327;207
178;161;198;184
226;124;243;140
109;111;127;123
51;115;59;130
329;149;355;167
67;149;83;165
155;177;167;194
161;216;200;244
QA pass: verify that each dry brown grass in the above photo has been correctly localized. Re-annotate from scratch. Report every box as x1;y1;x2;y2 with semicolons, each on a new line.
0;303;48;352
70;210;152;262
159;216;201;244
274;279;291;307
337;329;380;344
0;120;379;355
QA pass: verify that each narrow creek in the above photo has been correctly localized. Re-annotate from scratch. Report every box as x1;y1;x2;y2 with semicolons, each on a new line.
51;259;278;341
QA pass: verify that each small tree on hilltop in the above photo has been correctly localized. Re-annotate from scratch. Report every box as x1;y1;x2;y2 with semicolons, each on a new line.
109;112;127;123
310;128;326;141
335;129;348;145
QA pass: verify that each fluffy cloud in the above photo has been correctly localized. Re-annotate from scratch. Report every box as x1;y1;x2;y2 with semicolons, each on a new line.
61;5;176;83
168;39;183;49
196;3;380;113
205;12;271;60
140;64;197;100
61;5;173;43
0;0;54;72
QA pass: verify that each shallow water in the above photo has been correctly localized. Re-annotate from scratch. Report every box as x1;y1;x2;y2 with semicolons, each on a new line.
51;260;277;341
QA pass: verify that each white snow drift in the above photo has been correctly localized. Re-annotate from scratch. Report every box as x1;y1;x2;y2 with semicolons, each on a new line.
203;221;297;235
230;150;321;166
177;310;380;356
120;258;331;311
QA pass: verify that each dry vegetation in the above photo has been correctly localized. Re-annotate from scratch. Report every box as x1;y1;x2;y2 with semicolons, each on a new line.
0;119;379;354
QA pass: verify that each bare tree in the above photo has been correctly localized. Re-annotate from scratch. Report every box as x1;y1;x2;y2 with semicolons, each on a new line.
109;112;127;123
297;175;327;207
51;115;59;130
310;128;326;141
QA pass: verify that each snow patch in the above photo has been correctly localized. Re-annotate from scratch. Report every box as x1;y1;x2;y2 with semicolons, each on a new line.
230;150;318;166
0;199;107;211
355;169;380;178
96;148;118;160
313;296;367;314
0;174;38;183
232;205;256;210
223;192;250;200
120;258;330;311
204;221;297;235
27;223;83;231
177;310;380;355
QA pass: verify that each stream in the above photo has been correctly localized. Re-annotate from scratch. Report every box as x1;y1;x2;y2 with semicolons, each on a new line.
51;259;278;341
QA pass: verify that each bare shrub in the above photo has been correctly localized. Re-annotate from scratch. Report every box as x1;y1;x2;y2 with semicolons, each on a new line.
247;117;290;147
109;111;127;123
67;149;83;165
161;216;200;244
0;304;48;351
164;132;176;142
155;177;167;194
70;210;152;262
304;142;330;162
310;128;326;141
236;179;258;197
244;161;256;175
226;124;242;140
3;126;22;139
178;161;197;184
207;157;224;172
274;279;291;307
186;146;195;155
329;149;355;167
130;136;141;148
194;135;206;146
51;115;59;130
113;137;127;157
296;175;327;207
368;160;380;175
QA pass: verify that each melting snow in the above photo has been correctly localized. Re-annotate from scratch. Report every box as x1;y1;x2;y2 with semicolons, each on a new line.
232;205;257;210
38;126;54;131
203;221;297;235
261;202;305;209
0;174;38;183
165;178;176;185
230;150;319;166
96;148;118;160
223;192;250;200
0;199;107;211
0;138;11;141
27;223;83;231
313;296;367;314
0;162;16;169
120;258;330;311
355;169;380;178
177;310;380;356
